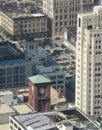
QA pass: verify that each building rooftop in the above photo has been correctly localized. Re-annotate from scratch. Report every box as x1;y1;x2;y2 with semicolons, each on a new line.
51;87;66;106
6;12;45;19
16;86;66;106
11;108;100;130
0;123;9;130
28;74;51;84
12;104;35;114
0;103;15;114
14;112;58;130
0;90;13;95
0;41;24;61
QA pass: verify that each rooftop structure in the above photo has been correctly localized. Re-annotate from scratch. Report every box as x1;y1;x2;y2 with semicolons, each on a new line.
64;27;76;49
6;12;44;19
0;41;24;61
0;103;15;124
12;104;35;114
0;90;13;105
35;59;65;95
16;86;66;106
28;74;51;84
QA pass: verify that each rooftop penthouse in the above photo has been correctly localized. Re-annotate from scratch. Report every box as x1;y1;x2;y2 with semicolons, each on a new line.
0;41;24;61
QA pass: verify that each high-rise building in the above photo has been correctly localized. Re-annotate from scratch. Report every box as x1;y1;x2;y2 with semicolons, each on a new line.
43;0;94;37
76;6;102;117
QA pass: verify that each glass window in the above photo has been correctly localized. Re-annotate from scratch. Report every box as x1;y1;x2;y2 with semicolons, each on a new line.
64;15;67;19
60;22;62;26
58;76;63;79
20;66;25;73
60;15;63;19
7;68;12;75
20;75;25;81
7;76;12;83
13;67;19;74
13;75;18;82
0;69;5;75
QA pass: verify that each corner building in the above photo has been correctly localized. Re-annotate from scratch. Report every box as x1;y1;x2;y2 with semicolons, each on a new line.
76;6;102;117
43;0;94;37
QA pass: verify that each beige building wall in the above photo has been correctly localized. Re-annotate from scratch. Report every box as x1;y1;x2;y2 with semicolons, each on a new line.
0;11;47;37
43;0;94;37
76;6;102;117
0;11;14;35
0;0;5;4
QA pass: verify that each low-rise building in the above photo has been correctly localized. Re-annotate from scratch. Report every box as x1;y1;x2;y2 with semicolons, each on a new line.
35;63;65;95
0;103;15;124
0;41;32;88
0;11;47;39
0;91;13;105
0;40;65;94
9;108;101;130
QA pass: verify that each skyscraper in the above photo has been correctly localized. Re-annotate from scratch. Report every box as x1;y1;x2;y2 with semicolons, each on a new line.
76;6;102;117
43;0;94;37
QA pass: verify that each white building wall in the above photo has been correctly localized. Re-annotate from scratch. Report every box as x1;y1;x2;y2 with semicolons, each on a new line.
76;6;102;117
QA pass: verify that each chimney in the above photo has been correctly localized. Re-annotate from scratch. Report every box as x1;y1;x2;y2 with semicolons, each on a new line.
58;87;63;98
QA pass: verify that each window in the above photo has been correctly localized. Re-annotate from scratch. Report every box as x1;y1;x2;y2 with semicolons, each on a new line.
20;66;25;73
18;127;22;130
60;22;62;26
7;76;12;83
10;119;13;124
20;75;25;81
56;16;58;20
13;75;19;82
58;81;63;84
60;8;62;12
0;69;5;75
64;15;67;19
79;18;81;27
64;22;67;25
58;76;63;79
55;22;58;26
14;123;17;128
60;15;63;19
13;67;19;74
50;76;56;80
64;8;67;12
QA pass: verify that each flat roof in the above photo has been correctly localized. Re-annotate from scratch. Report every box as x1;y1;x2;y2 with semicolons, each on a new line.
12;104;34;114
0;90;13;95
14;112;58;130
0;124;9;130
0;41;24;61
0;104;15;114
51;87;66;105
11;108;100;130
6;12;45;19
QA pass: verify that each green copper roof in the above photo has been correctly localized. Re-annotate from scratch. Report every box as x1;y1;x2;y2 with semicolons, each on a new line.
28;74;51;84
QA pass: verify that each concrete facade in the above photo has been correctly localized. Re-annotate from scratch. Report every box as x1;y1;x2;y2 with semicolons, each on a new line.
43;0;94;37
76;6;102;117
0;11;47;38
